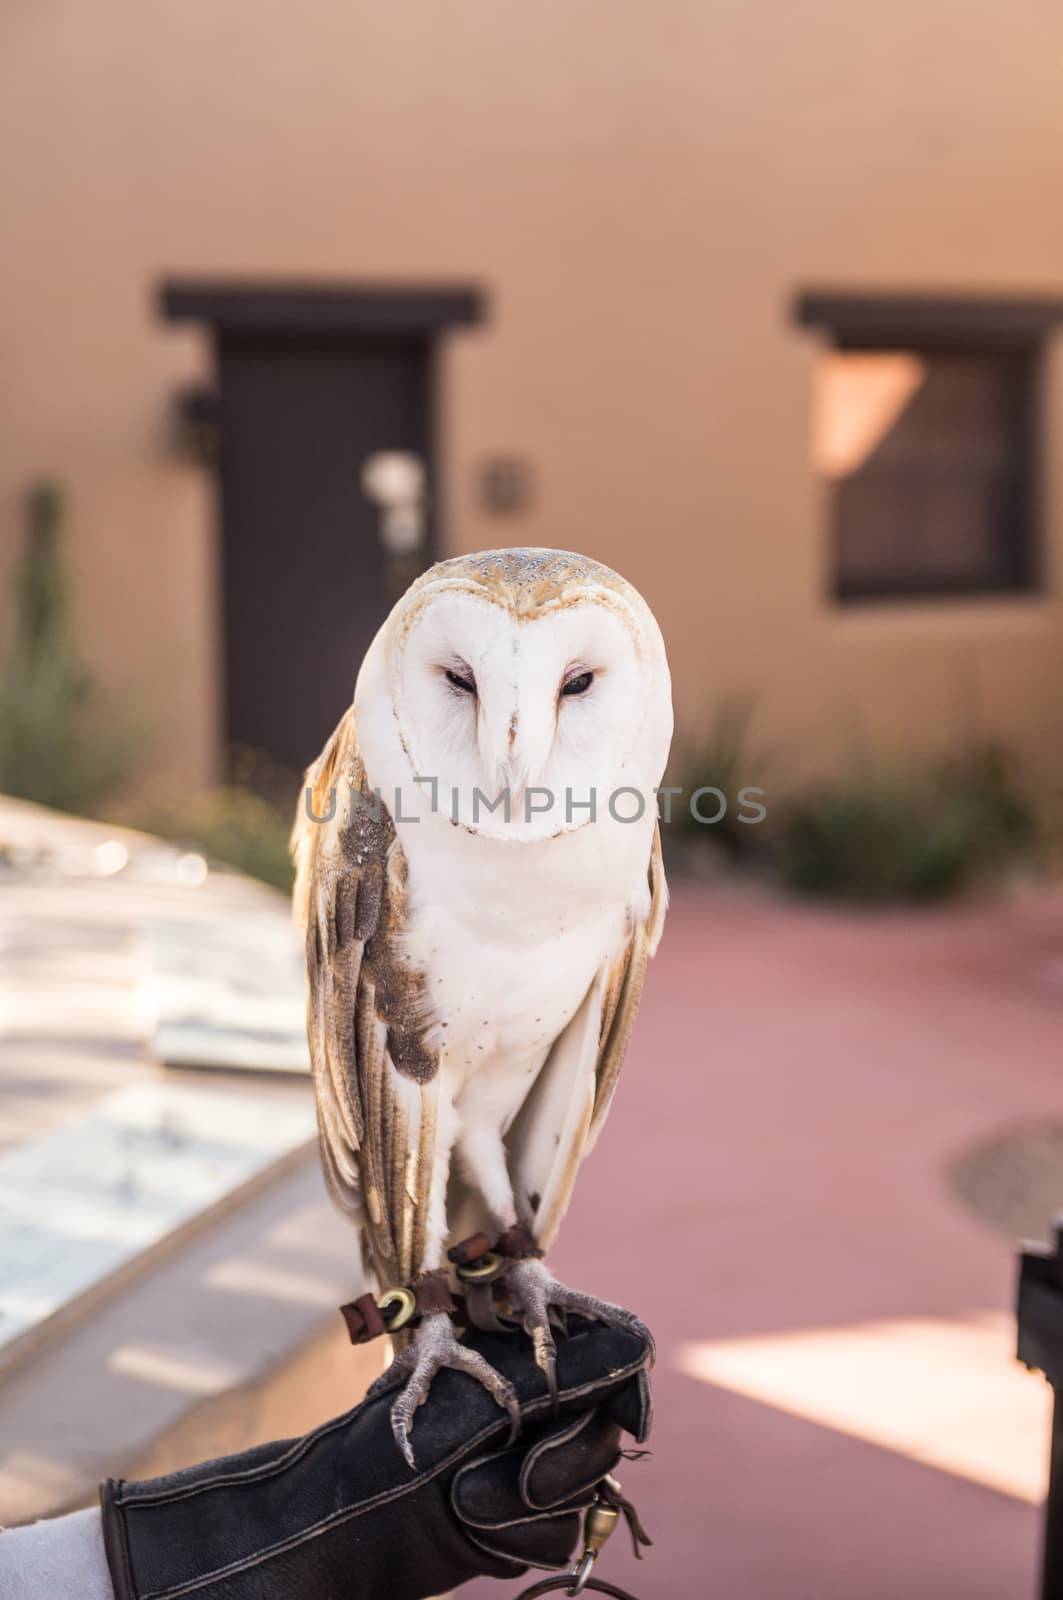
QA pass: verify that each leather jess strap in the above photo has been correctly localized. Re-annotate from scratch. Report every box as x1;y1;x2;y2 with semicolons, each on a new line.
341;1227;545;1344
448;1231;495;1266
413;1269;458;1316
340;1294;388;1343
495;1223;545;1259
448;1224;544;1264
340;1270;456;1343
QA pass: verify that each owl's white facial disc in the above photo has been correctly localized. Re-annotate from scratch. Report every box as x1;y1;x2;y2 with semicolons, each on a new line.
387;586;670;841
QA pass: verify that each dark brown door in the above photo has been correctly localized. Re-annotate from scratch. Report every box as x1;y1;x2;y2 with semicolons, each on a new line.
216;334;431;775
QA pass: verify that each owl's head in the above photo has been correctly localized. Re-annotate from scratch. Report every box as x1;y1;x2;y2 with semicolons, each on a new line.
356;549;672;840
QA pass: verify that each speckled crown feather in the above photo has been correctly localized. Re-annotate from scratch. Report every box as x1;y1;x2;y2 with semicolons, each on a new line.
405;547;630;619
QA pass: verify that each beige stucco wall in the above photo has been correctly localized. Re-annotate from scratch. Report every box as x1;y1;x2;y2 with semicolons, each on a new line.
3;0;1062;791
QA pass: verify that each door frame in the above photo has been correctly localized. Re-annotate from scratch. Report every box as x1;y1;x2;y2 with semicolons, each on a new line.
159;278;487;771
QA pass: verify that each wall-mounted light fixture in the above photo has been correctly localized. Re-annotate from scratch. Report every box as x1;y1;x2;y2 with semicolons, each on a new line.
479;456;534;516
172;384;222;465
361;450;427;558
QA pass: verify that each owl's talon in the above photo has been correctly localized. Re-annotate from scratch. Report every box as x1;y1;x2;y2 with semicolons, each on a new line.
387;1311;520;1468
548;1305;569;1339
541;1344;560;1412
528;1320;559;1410
506;1258;654;1391
392;1404;419;1471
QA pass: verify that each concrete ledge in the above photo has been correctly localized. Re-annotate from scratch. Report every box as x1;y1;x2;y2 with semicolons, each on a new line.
0;1153;381;1525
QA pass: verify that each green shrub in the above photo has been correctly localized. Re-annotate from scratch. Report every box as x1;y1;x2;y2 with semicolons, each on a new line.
667;698;773;856
0;482;143;812
775;743;1037;903
135;780;296;894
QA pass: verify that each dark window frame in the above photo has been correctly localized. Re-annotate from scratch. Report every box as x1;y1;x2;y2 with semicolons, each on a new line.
795;293;1048;604
160;279;486;339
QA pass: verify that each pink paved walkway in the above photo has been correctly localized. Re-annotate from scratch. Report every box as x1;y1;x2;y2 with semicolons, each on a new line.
467;880;1063;1600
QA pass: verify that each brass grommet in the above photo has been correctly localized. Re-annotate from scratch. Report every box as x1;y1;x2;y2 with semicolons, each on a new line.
377;1286;417;1330
456;1250;504;1282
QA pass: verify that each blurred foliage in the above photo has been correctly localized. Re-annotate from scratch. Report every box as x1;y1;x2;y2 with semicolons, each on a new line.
133;747;298;894
773;742;1039;903
0;482;144;812
667;698;774;857
0;496;1044;914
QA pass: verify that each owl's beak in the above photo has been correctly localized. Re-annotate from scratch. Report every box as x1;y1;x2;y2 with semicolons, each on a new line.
488;750;534;811
499;759;528;810
479;694;554;811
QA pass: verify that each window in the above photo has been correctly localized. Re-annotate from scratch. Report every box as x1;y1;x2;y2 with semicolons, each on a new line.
797;294;1043;601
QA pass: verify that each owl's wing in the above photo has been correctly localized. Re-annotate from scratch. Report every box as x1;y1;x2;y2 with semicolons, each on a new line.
292;708;438;1292
506;824;668;1249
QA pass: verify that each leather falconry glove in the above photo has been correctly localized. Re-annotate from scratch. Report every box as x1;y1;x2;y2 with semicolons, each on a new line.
100;1317;652;1600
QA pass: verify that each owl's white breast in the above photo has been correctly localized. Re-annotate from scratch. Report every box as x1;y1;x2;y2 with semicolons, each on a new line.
354;624;657;1082
398;806;650;1075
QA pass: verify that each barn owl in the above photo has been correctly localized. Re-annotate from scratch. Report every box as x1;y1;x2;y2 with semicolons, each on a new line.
292;548;671;1465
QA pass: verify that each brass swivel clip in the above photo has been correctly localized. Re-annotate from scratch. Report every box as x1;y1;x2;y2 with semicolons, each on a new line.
566;1475;622;1595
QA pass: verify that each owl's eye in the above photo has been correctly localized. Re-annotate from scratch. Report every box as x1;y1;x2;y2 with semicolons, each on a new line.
445;667;477;696
562;670;594;697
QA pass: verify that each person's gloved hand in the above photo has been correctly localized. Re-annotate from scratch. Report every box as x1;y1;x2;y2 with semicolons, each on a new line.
100;1316;652;1600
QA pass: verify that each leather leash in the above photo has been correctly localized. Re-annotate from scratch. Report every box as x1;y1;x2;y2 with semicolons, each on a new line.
514;1579;644;1598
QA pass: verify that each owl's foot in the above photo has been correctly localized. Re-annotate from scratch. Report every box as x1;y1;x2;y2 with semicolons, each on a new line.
383;1311;521;1469
504;1258;655;1407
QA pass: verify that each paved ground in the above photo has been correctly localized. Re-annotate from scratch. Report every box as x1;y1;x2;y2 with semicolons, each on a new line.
467;878;1063;1600
6;794;1063;1593
0;796;362;1522
0;796;308;1163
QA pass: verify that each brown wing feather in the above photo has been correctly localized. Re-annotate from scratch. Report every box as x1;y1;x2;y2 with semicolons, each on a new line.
589;822;666;1142
292;707;438;1293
